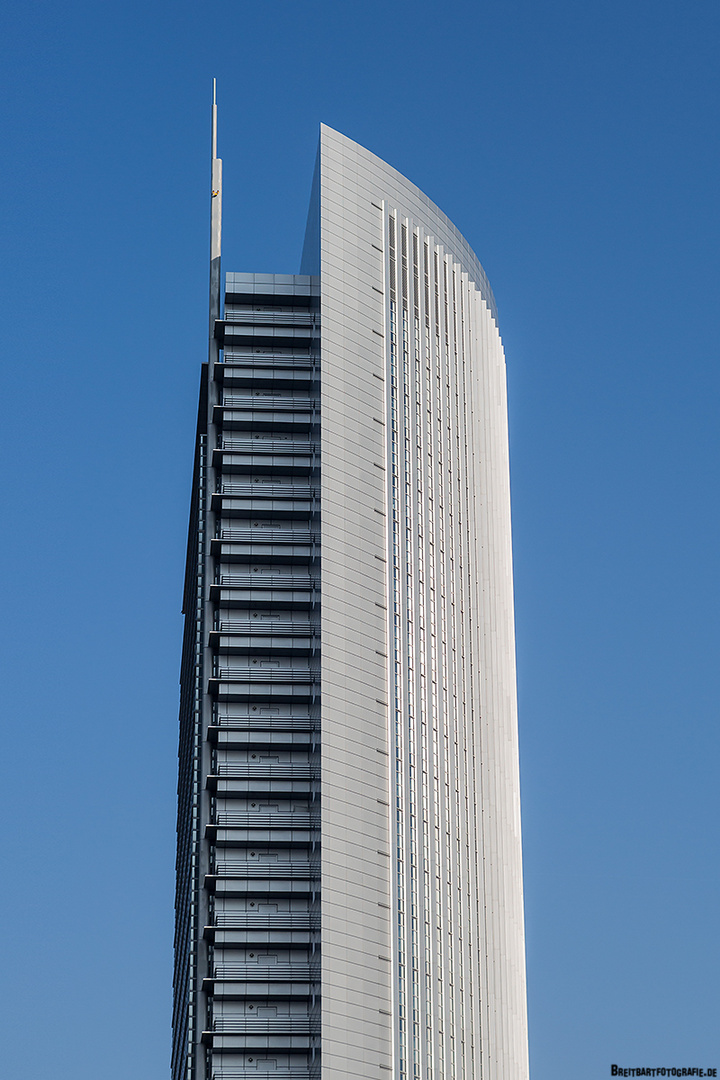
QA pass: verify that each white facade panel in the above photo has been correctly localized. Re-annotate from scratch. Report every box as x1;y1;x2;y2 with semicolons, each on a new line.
317;126;528;1080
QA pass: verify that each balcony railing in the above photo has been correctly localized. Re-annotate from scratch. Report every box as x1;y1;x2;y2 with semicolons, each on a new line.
219;575;315;588
217;621;314;634
211;1073;317;1080
212;963;317;980
208;1071;321;1080
219;529;315;542
224;311;315;326
212;913;315;929
211;719;315;731
221;440;314;453
208;1073;316;1080
219;484;314;499
223;350;315;365
214;765;313;780
214;814;313;828
214;671;316;685
214;864;313;880
211;1018;312;1033
221;397;313;410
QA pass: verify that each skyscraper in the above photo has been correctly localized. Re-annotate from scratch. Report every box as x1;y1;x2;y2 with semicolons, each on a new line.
174;107;529;1080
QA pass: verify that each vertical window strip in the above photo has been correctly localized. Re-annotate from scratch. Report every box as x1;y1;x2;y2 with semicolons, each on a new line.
413;232;420;323
453;268;470;1071
432;242;455;1078
424;243;431;334
459;275;480;1076
425;273;444;1077
462;279;484;1074
389;216;397;307
401;220;421;1080
436;261;456;1076
449;261;469;1076
414;227;434;1080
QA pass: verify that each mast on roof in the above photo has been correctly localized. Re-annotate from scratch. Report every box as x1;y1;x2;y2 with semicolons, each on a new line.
209;78;222;367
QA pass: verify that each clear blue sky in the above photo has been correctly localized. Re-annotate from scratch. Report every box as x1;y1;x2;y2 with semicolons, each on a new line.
0;1;718;1077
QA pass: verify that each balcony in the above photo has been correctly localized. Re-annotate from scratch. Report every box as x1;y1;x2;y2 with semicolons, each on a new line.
207;929;314;946
223;310;315;326
209;682;316;705
203;1071;315;1080
209;498;315;521
209;719;315;734
220;439;315;454
213;453;314;475
222;354;314;370
212;963;317;981
210;732;315;751
206;981;313;1002
221;352;315;369
214;813;312;828
215;661;315;676
219;483;314;499
219;373;315;394
217;576;315;592
213;764;313;780
218;528;315;541
210;1018;312;1034
210;551;315;573
211;913;314;929
209;777;313;799
209;635;316;658
210;714;314;728
207;877;315;898
208;586;316;610
216;618;314;631
210;829;313;848
214;406;314;434
213;861;313;877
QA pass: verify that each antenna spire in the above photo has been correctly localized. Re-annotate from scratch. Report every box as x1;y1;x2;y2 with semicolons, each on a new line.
208;79;222;365
212;77;218;160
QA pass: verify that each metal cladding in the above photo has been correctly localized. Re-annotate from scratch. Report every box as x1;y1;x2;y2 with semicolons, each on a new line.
174;124;528;1080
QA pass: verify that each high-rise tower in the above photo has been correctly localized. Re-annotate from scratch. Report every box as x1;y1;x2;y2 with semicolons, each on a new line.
173;115;529;1080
